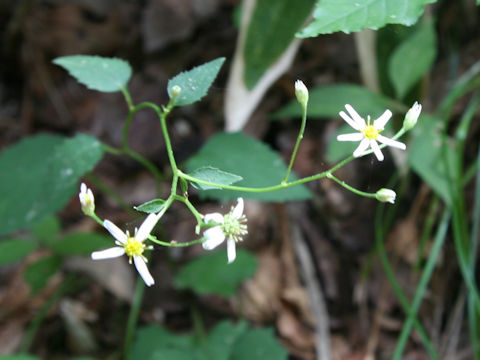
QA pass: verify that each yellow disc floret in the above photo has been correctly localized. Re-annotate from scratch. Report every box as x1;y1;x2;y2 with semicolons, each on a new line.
123;232;148;263
363;125;380;139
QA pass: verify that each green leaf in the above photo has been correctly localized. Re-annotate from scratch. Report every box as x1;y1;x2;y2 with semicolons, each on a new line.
167;58;225;106
0;238;38;265
189;166;243;190
0;134;104;236
53;55;132;92
134;199;166;213
408;114;456;205
388;20;436;99
31;216;61;247
48;233;113;256
231;327;287;360
0;356;43;360
185;132;311;202
174;249;257;297
243;0;315;88
207;321;249;360
128;326;198;360
272;84;398;120
24;255;62;294
297;0;436;37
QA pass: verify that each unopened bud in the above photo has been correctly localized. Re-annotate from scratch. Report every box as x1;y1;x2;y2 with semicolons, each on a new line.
79;183;95;215
295;80;309;108
170;85;182;99
375;188;396;204
403;101;422;130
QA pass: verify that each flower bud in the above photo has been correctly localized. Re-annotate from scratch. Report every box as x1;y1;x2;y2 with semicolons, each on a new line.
403;101;422;130
79;183;95;215
375;188;396;204
295;80;309;108
170;85;182;99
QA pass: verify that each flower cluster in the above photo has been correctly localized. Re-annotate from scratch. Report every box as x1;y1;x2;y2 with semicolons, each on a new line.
79;184;248;286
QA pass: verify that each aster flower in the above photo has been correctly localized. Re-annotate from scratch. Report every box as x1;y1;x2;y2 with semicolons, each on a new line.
91;213;160;286
202;198;248;263
337;104;406;161
79;183;95;215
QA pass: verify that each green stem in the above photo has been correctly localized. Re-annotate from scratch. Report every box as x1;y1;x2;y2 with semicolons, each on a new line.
326;172;376;199
148;235;206;248
375;203;440;359
123;276;146;359
392;210;449;360
283;103;307;184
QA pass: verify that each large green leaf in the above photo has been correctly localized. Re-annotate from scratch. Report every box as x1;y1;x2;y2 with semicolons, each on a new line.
167;58;225;106
185;132;311;202
174;250;257;297
272;83;399;120
0;134;104;236
230;327;287;360
0;238;38;265
188;166;243;190
243;0;315;88
408;114;456;205
0;356;42;360
297;0;436;37
388;20;436;99
53;55;132;92
326;124;358;163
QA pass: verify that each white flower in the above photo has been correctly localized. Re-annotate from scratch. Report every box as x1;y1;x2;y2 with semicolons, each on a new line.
202;198;248;263
403;101;422;130
375;188;396;204
91;213;161;286
79;183;95;215
295;80;309;108
337;104;406;161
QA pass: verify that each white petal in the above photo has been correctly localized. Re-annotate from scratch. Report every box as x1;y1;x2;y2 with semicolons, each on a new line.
353;138;370;157
91;247;125;260
133;256;155;286
136;213;160;242
227;239;237;264
87;188;94;204
232;198;244;219
204;213;224;225
103;220;128;244
373;109;392;130
339;111;362;131
80;183;86;195
202;226;226;250
370;140;384;161
345;104;366;128
337;133;364;142
377;135;406;150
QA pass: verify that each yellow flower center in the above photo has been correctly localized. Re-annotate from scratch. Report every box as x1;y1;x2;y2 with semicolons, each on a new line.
221;213;248;243
124;236;145;258
363;125;379;139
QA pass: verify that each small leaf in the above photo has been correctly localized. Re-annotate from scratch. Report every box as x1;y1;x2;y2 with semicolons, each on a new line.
272;84;399;120
388;20;436;99
230;327;287;360
48;233;113;256
135;199;166;213
167;58;225;106
185;132;311;202
53;55;132;92
0;238;38;265
24;255;62;294
243;0;315;89
174;249;257;297
0;134;103;236
189;167;243;190
297;0;436;37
